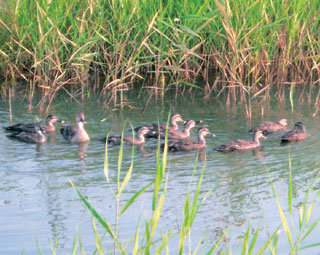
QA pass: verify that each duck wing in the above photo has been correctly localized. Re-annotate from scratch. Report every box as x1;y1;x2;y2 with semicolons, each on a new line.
5;122;39;132
60;125;77;141
281;130;307;141
107;135;122;145
9;131;45;143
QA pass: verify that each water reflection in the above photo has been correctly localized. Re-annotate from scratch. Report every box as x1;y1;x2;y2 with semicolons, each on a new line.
1;96;320;254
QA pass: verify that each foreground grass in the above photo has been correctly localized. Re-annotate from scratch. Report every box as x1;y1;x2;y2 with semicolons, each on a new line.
1;0;320;111
36;138;320;254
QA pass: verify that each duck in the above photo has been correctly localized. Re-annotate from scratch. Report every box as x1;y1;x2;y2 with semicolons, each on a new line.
104;126;150;146
157;120;202;140
60;112;90;142
248;118;288;135
214;130;266;152
8;125;47;143
281;122;307;142
134;113;186;136
4;115;64;133
165;127;215;152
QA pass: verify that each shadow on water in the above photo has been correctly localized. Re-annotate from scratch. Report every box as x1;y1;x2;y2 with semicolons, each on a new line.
0;92;320;254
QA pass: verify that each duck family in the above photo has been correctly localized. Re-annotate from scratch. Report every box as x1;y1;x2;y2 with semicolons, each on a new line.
4;113;308;153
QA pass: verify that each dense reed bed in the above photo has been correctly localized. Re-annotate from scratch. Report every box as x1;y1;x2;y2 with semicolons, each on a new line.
1;0;320;111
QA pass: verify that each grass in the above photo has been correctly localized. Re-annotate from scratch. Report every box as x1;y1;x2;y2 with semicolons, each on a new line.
1;0;320;113
33;134;320;254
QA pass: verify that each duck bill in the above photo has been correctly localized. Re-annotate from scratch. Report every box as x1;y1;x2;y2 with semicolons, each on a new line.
80;118;87;124
57;119;65;124
211;133;216;138
195;120;203;125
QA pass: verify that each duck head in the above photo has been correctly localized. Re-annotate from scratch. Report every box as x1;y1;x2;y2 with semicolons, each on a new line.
198;127;216;138
137;126;150;136
279;118;288;127
76;112;87;124
293;121;305;131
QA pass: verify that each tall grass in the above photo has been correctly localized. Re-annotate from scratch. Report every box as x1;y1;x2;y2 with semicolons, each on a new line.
1;0;320;111
31;135;320;254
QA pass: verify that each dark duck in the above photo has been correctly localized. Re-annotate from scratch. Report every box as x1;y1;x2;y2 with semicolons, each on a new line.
215;130;266;152
248;118;288;135
5;115;64;133
165;127;215;152
281;122;307;143
104;126;150;146
8;125;47;143
60;112;90;142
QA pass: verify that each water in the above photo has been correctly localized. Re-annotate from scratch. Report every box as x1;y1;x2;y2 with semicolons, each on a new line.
1;92;320;254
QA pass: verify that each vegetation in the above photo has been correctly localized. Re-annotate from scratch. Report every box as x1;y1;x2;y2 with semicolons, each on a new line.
1;0;320;112
34;137;320;254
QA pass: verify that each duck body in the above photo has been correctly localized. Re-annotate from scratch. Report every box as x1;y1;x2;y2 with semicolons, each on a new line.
166;127;215;152
8;126;47;143
104;127;150;146
215;130;266;152
5;115;64;133
281;122;307;142
157;120;202;140
134;113;186;138
60;113;90;143
249;119;288;135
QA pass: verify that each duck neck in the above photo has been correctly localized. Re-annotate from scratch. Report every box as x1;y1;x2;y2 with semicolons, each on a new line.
47;119;55;129
182;126;192;136
198;133;206;145
136;133;146;143
253;133;260;144
170;120;179;130
76;122;89;137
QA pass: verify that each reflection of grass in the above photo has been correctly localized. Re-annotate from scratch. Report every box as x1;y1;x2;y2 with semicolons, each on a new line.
1;0;320;110
40;141;320;254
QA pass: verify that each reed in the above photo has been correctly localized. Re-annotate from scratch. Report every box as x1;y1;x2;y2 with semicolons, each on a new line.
31;138;320;254
1;0;320;111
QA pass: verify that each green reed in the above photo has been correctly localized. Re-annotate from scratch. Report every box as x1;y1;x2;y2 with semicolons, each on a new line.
32;139;320;254
1;0;320;110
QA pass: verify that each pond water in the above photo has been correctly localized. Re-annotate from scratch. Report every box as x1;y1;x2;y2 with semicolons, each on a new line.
1;91;320;254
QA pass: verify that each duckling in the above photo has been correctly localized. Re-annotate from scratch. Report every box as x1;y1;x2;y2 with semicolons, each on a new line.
103;126;150;146
248;118;288;135
215;130;266;152
281;122;307;142
8;125;47;143
60;112;90;142
4;115;64;133
158;120;202;140
134;113;186;135
165;127;215;152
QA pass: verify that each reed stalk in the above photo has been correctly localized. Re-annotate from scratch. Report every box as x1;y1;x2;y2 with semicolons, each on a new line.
1;0;320;110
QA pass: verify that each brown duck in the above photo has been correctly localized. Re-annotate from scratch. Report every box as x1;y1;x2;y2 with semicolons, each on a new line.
4;115;64;133
248;118;288;135
165;127;215;152
8;125;47;143
156;120;202;140
105;126;150;146
215;130;266;152
281;122;307;142
134;113;186;138
60;112;90;142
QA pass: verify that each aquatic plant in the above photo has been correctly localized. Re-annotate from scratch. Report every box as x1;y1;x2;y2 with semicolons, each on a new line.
1;0;320;112
31;131;320;254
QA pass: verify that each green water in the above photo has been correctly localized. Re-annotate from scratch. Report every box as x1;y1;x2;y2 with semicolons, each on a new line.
1;92;320;254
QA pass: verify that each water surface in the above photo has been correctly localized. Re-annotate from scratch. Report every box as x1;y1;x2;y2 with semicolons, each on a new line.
1;93;320;254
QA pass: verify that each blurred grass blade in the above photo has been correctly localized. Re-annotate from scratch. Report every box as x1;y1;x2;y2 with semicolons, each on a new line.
120;181;154;216
92;217;104;255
